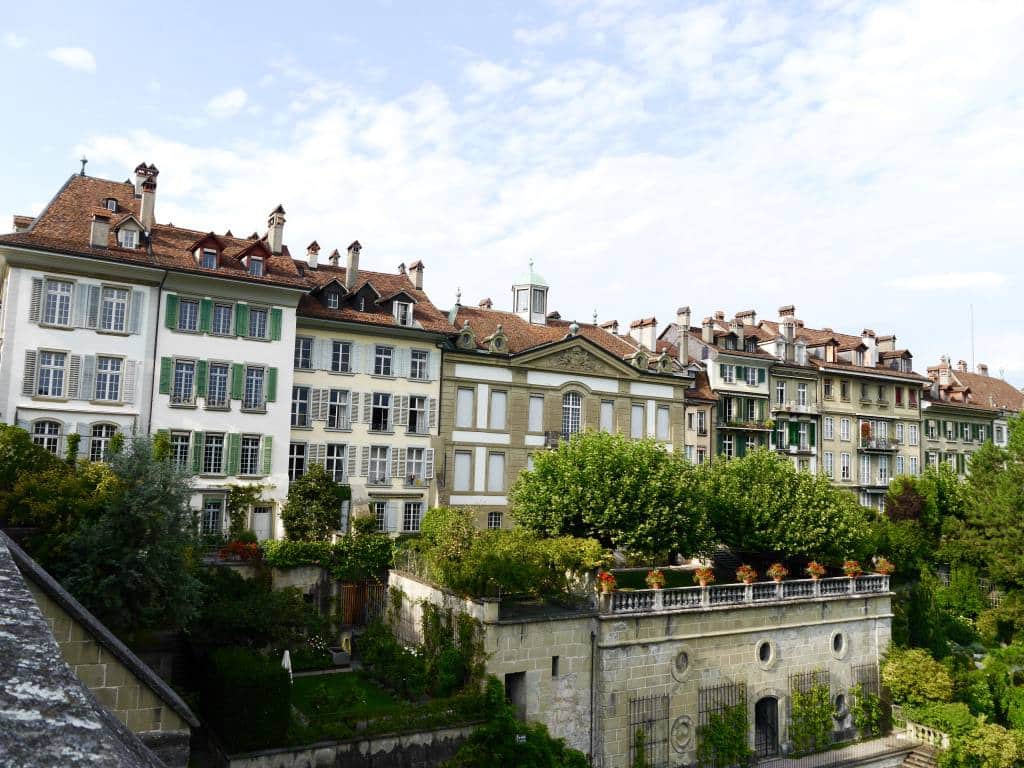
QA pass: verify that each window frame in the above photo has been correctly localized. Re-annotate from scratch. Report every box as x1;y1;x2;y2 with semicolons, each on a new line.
331;340;352;373
288;442;307;481
327;389;351;430
241;365;266;412
373;345;394;377
294;336;314;370
99;285;130;333
177;298;200;333
211;302;233;336
42;279;73;327
32;420;62;454
291;385;311;427
36;349;67;398
370;392;392;432
453;450;472;491
486;452;506;493
410;349;429;380
239;434;262;476
206;362;230;409
202;433;226;475
247;306;269;339
94;355;123;402
170;431;191;470
402;501;423;532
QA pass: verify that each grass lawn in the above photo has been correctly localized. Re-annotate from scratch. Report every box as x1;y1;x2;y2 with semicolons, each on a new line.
291;671;399;722
613;568;697;589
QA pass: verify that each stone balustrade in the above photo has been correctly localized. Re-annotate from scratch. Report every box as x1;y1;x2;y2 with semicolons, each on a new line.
602;575;890;615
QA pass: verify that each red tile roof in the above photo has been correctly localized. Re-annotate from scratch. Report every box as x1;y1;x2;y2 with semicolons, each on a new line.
929;366;1024;413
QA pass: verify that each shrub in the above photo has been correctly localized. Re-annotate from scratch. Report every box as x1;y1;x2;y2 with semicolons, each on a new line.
790;683;833;755
358;620;427;700
280;463;352;541
882;648;953;706
850;683;885;737
941;722;1024;768
200;647;290;752
1005;687;1024;730
902;702;977;738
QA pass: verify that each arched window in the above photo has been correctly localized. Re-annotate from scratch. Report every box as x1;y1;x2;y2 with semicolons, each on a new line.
89;423;117;462
32;420;61;454
562;392;582;436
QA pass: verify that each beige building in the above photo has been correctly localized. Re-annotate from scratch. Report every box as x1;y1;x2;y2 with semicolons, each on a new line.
925;357;1024;453
289;244;453;535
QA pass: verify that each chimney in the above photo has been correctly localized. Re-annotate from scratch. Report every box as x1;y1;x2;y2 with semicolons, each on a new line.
861;329;877;367
267;204;286;255
344;241;361;290
957;359;968;373
702;317;714;344
676;306;690;365
133;162;149;196
479;298;493;309
714;310;725;321
409;260;424;290
938;355;951;386
139;165;158;231
778;304;796;319
306;241;320;269
90;212;111;247
600;319;619;336
329;248;340;267
730;320;745;348
629;317;657;351
735;309;756;326
781;318;796;362
977;363;989;377
876;334;896;354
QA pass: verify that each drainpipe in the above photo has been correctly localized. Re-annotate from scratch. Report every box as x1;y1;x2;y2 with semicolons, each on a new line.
144;267;168;436
590;629;597;766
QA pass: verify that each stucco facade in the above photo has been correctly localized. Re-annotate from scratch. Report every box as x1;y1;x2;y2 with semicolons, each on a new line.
920;399;997;477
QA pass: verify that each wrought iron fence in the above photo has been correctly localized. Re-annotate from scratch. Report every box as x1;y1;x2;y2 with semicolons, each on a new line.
698;681;748;768
629;694;670;768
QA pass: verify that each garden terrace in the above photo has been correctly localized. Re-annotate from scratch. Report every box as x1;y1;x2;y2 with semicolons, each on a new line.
603;575;890;616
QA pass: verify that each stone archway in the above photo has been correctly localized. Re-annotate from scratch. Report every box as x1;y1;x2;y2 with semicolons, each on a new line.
754;696;780;758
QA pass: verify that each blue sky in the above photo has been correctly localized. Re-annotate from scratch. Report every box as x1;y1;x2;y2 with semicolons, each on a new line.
3;0;1023;385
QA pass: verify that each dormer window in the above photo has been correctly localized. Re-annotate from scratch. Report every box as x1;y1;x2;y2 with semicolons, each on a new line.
745;338;757;352
855;350;865;366
248;256;264;277
394;301;412;326
201;248;217;269
327;292;339;309
532;288;546;316
105;198;117;212
515;289;529;312
119;229;137;249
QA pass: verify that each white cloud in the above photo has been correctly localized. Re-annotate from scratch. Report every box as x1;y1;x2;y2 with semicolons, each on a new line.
47;47;96;73
514;23;567;46
885;272;1008;292
206;88;248;119
463;60;530;95
3;32;27;49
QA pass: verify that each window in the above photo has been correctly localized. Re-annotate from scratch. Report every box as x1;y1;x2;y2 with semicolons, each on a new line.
600;401;614;433
369;446;389;484
840;452;851;480
722;435;734;459
328;390;351;429
532;287;545;314
331;341;352;373
170;432;190;470
119;229;137;249
248;307;268;338
212;303;233;335
200;249;217;269
408;395;427;434
410;349;429;380
909;456;919;476
105;198;117;212
562;392;582;435
325;444;347;482
877;421;888;440
94;356;122;401
528;395;544;432
373;345;394;376
100;287;129;332
685;445;694;463
203;433;225;474
799;422;809;450
823;379;833;399
371;393;391;431
926;420;938;439
797;383;807;406
207;363;229;408
996;425;1005;444
248;256;264;277
747;436;758;453
243;366;265;410
240;435;261;476
722;365;735;383
630;404;644;439
860;383;870;401
895;423;904;443
487;453;505;492
909;389;918;407
877;385;885;401
746;399;757;421
372;501;387;532
855;350;865;366
945;421;955;440
291;386;310;427
406;447;426;483
403;501;423;532
824;452;834;478
489;390;508;430
453;451;472;491
178;298;199;331
36;351;66;397
824;417;834;440
961;423;971;441
840;418;851;441
320;291;337;310
746;367;757;386
775;381;785;405
487;511;502;530
32;421;61;453
776;421;786;448
696;410;706;435
172;360;196;405
895;387;904;406
859;455;870;484
896;455;905;476
201;498;224;536
696;448;706;465
394;301;412;326
840;380;850;401
456;388;475;428
288;443;307;480
515;289;529;312
879;455;889;484
656;405;670;441
908;424;919;446
43;280;73;326
294;337;313;369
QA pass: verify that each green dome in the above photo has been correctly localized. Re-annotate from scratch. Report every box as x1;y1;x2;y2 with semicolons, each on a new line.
514;260;548;287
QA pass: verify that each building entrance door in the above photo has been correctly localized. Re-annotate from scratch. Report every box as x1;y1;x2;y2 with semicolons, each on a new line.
755;696;779;758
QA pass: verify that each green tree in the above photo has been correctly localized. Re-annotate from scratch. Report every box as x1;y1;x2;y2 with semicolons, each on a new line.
281;463;351;541
882;647;953;706
509;431;711;559
700;449;870;560
941;722;1024;768
60;437;202;635
0;424;62;501
226;482;269;539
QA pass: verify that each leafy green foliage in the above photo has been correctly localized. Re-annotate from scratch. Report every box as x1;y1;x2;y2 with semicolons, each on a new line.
0;424;62;496
696;703;752;768
850;684;884;737
509;431;712;558
790;683;833;755
261;517;393;582
1005;687;1024;731
358;620;428;700
902;702;977;738
633;727;648;768
443;676;590;768
940;722;1024;768
882;648;953;706
199;647;290;753
280;463;352;541
226;482;269;539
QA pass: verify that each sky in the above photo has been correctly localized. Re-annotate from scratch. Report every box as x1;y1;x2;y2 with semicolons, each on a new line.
2;0;1023;385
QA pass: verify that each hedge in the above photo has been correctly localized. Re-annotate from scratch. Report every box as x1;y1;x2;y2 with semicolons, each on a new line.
200;647;291;752
902;702;977;738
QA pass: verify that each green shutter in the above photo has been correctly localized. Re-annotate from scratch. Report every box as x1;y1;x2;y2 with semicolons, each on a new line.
789;421;799;447
195;360;208;397
230;364;244;399
809;422;816;444
270;308;283;341
261;435;273;475
199;299;213;333
158;357;172;394
164;294;179;329
757;367;766;384
235;304;249;337
191;432;204;474
266;367;278;402
736;437;747;457
228;433;241;476
736;366;746;381
719;363;726;378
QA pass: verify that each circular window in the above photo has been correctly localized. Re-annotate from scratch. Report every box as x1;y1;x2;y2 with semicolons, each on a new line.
755;639;778;669
759;642;771;662
830;631;848;658
671;647;694;682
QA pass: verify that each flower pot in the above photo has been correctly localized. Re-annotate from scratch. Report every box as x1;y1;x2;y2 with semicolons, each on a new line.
810;574;821;581
648;584;663;590
699;580;708;588
773;577;783;583
600;584;613;594
743;578;755;585
330;648;351;666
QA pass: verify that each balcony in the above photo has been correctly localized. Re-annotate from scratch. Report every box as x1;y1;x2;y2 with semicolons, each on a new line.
170;392;195;406
327;417;352;431
771;400;817;415
860;437;899;452
404;475;431;489
775;442;814;455
367;473;392;487
718;420;773;431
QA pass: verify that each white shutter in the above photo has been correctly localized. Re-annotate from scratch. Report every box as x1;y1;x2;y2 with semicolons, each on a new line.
28;278;43;322
395;395;407;427
80;355;97;402
129;290;145;334
388;500;400;533
22;350;37;395
429;398;438;430
389;447;398;479
424;448;435;480
428;351;440;381
396;348;410;378
360;446;370;476
76;422;91;457
86;285;101;329
318;388;330;421
351;343;363;374
347;445;357;479
68;355;82;399
362;392;372;423
311;389;324;421
73;284;90;328
123;361;137;404
311;337;324;370
398;448;407;480
311;443;326;466
387;395;395;430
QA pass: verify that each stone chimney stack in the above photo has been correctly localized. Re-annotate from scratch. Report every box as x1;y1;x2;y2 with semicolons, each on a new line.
267;205;286;255
329;249;340;267
702;317;714;344
344;241;361;289
629;318;658;351
957;359;968;373
714;310;725;321
138;164;158;232
479;298;493;309
676;306;691;366
306;241;320;269
735;309;756;327
90;212;111;247
730;320;745;349
409;260;424;290
778;304;796;320
938;355;952;386
861;329;877;367
133;162;150;196
977;363;989;376
876;334;896;354
600;319;619;336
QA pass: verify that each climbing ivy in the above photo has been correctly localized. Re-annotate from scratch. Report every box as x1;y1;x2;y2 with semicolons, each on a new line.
790;683;833;755
632;727;649;768
696;704;752;767
850;683;885;737
226;482;269;539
